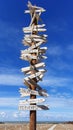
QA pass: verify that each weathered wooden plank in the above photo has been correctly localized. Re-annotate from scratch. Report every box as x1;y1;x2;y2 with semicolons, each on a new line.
21;62;45;73
19;105;49;110
19;98;45;104
19;88;49;97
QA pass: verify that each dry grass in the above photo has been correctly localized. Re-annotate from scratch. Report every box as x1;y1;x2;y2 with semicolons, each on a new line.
0;123;73;130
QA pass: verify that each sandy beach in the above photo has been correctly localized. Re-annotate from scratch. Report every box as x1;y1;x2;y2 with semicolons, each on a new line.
0;123;73;130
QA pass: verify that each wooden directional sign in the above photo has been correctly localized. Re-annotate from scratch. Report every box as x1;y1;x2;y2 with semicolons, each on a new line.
23;41;44;51
20;54;37;60
21;47;47;55
25;6;46;13
20;54;47;61
25;2;46;13
23;28;46;33
38;90;49;97
23;24;46;30
19;88;49;97
25;69;46;75
26;2;46;12
19;105;49;111
24;71;44;81
24;38;46;43
23;41;41;51
26;78;49;96
35;24;45;28
41;55;47;59
21;62;45;73
19;98;45;104
19;88;39;97
25;34;46;38
40;47;48;51
24;34;47;39
21;40;45;52
23;26;46;31
27;79;42;90
25;9;46;13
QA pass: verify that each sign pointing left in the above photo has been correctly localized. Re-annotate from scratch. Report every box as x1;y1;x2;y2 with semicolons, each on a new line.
19;98;45;104
19;105;49;111
19;88;39;97
19;88;49;97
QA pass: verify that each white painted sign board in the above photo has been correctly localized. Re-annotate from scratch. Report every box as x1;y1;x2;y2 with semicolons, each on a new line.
19;88;39;97
24;79;42;90
19;88;49;97
21;62;45;73
20;54;37;60
25;9;46;13
24;71;43;81
23;41;44;51
39;90;49;97
21;47;47;55
23;28;46;33
25;34;47;38
19;98;45;104
25;69;46;75
19;105;49;110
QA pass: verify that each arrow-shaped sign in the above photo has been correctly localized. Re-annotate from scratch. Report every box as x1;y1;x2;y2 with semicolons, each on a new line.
24;79;42;90
25;9;46;13
21;62;45;73
24;34;47;38
19;88;49;97
23;28;46;33
19;105;49;110
19;88;39;97
19;98;45;104
22;41;44;52
21;47;47;55
24;71;44;81
20;53;38;61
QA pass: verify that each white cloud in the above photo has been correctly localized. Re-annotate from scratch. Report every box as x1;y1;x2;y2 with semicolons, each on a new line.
13;111;29;118
41;111;73;121
13;113;18;118
0;67;20;74
47;45;63;56
39;76;72;88
48;19;68;33
0;112;6;118
67;44;73;51
46;44;73;71
0;67;71;88
43;95;73;113
0;74;23;86
0;97;19;107
50;88;57;93
0;96;73;121
0;19;19;44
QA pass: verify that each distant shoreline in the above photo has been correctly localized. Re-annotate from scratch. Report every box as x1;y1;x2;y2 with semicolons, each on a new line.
0;121;73;124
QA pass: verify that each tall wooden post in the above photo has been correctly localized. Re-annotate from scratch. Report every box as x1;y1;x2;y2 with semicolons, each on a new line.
29;6;38;130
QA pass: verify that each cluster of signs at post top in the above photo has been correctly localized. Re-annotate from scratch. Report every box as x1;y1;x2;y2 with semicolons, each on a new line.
19;1;49;111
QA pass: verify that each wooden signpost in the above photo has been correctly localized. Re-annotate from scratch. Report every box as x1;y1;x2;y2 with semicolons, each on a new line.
19;1;49;130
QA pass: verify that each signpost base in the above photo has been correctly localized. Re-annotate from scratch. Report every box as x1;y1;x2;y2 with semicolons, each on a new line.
30;111;36;130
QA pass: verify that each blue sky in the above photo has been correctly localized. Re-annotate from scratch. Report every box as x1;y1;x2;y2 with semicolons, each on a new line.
0;0;73;122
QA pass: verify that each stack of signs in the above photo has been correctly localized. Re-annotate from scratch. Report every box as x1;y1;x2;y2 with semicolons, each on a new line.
19;1;49;111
